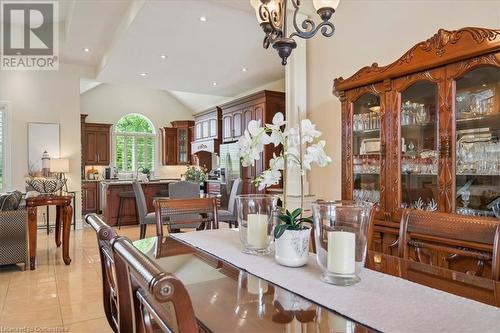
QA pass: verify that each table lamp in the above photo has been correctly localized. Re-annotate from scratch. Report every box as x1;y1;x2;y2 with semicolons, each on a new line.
51;158;70;194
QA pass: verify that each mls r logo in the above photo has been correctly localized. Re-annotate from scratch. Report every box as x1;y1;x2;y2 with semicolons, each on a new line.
2;1;54;56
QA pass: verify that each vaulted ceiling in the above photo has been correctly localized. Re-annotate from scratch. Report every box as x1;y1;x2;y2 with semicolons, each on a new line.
60;0;285;103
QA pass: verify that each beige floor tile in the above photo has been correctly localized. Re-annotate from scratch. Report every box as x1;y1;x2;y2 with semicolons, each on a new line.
5;281;58;301
60;299;105;325
0;304;63;327
64;317;113;333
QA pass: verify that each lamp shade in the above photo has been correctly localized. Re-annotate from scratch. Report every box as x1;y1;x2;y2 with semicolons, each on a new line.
51;158;70;173
312;0;340;11
250;0;282;24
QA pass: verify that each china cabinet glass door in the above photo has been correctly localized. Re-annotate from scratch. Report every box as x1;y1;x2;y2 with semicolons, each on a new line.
454;66;500;217
352;94;382;204
399;82;439;211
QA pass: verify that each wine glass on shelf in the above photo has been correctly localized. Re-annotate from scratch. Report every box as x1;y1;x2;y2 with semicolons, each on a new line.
457;190;472;215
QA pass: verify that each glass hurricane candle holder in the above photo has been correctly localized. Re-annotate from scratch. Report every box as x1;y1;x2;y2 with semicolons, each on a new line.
236;194;278;255
312;201;374;286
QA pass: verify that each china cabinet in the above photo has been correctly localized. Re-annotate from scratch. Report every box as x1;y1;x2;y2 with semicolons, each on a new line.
334;27;500;255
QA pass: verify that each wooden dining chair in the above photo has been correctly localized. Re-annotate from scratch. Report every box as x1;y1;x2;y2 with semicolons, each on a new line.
398;209;500;280
85;213;119;333
154;198;219;237
111;236;199;333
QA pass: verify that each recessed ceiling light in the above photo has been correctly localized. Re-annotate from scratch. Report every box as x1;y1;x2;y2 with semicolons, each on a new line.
139;72;148;77
212;82;217;86
242;67;247;72
200;16;207;22
83;47;90;53
160;54;167;59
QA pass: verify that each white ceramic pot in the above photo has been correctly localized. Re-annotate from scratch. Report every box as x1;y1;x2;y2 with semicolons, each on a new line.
274;227;311;267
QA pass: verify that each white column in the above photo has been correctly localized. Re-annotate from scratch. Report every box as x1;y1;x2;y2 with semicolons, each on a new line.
284;11;315;211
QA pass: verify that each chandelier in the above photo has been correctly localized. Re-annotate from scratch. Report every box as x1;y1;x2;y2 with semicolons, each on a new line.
250;0;339;65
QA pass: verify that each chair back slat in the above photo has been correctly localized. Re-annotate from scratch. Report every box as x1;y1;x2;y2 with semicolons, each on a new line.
85;214;119;333
112;236;198;333
154;198;219;237
398;209;500;280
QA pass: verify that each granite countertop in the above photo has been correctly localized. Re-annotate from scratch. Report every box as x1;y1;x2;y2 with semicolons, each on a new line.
102;178;180;185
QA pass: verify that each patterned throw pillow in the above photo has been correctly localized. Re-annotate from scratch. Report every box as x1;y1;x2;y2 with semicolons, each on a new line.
0;191;23;211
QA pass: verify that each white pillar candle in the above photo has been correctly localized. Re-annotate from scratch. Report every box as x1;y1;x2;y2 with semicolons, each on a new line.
327;231;356;274
247;214;268;248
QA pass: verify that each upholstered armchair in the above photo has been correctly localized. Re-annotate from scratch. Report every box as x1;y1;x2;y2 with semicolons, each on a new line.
0;208;28;269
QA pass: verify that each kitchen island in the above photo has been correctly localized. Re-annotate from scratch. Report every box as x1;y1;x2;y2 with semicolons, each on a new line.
101;180;178;226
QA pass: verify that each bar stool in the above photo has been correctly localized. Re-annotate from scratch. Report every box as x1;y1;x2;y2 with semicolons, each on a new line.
117;191;136;229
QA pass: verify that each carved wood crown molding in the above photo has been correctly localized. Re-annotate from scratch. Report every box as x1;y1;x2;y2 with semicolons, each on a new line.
333;27;500;92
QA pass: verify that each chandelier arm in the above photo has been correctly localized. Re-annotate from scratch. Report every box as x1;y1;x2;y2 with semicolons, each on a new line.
289;19;335;40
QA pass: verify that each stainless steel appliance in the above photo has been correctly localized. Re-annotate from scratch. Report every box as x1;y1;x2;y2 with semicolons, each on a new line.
219;143;241;190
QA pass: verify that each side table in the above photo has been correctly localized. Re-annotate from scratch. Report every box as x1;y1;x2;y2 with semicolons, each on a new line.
26;195;73;270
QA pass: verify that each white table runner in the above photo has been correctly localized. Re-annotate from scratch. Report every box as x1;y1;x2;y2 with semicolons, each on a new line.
171;229;500;333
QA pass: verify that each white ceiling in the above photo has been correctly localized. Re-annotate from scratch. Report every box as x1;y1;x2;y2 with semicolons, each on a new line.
94;0;284;96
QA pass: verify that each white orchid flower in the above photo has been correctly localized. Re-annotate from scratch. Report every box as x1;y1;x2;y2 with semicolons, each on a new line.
301;119;322;143
303;140;332;170
269;154;285;171
257;168;282;191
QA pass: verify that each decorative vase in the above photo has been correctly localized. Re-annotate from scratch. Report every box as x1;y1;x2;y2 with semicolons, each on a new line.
274;227;311;267
236;194;278;255
311;201;374;286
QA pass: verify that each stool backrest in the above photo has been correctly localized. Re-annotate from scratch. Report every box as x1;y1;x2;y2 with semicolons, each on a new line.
112;236;198;333
168;181;199;199
85;214;119;332
132;181;148;223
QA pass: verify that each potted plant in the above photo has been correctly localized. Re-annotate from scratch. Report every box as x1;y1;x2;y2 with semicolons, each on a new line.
274;208;313;267
138;167;151;182
183;165;208;190
238;110;331;266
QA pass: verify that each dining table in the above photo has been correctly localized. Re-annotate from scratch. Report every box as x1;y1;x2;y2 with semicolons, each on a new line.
133;233;500;333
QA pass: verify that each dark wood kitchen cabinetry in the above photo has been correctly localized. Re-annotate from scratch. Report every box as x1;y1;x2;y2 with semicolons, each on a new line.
82;181;99;214
220;90;285;194
82;121;112;166
160;120;194;165
334;27;500;261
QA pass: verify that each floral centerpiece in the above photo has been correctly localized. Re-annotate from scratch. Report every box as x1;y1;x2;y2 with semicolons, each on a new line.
237;111;332;265
183;165;208;184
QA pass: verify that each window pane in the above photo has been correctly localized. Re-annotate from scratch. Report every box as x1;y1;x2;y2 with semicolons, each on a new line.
116;135;125;171
146;137;154;170
126;136;134;171
115;114;154;133
137;137;145;171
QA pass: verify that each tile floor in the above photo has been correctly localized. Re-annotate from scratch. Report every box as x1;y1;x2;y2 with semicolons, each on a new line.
0;223;157;332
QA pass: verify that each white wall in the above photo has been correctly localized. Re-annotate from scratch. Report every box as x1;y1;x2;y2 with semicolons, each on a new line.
80;83;195;178
307;0;500;200
0;63;92;221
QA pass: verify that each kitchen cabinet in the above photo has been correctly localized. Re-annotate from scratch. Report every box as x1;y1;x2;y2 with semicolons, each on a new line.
334;27;500;256
194;107;221;141
82;122;112;166
82;181;99;214
220;90;286;194
161;121;194;165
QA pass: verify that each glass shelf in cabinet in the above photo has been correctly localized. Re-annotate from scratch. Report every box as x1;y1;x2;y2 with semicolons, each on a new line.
401;172;438;176
353;129;380;135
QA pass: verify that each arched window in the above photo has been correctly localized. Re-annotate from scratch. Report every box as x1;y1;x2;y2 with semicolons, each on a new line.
114;114;155;172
